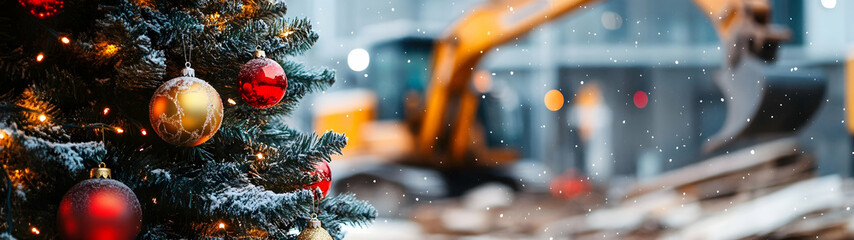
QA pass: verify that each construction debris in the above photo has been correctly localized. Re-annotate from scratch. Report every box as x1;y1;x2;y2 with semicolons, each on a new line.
405;137;854;239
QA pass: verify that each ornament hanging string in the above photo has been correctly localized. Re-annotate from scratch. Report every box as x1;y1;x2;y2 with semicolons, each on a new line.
312;187;322;217
311;193;320;226
182;33;192;68
252;29;264;58
254;29;260;53
313;192;319;215
94;123;106;166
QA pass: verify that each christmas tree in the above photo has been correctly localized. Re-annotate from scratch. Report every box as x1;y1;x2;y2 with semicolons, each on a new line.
0;0;376;239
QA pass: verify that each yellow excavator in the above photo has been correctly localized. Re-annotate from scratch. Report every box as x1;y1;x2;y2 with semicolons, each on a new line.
316;0;824;204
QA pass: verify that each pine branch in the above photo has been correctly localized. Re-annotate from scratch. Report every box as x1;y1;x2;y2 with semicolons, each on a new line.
320;193;378;229
249;130;347;193
259;18;319;57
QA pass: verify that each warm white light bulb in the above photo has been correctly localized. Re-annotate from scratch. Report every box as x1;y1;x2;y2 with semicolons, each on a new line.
347;48;370;72
821;0;837;9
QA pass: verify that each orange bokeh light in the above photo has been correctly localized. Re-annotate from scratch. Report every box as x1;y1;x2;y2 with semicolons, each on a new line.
544;89;564;111
472;70;492;93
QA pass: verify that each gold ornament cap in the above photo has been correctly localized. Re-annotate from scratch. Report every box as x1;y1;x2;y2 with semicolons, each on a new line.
253;46;266;58
181;65;195;77
90;162;111;179
307;217;322;228
296;216;333;240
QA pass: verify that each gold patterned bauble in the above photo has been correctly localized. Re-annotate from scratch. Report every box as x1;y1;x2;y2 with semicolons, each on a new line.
149;66;223;146
296;217;333;240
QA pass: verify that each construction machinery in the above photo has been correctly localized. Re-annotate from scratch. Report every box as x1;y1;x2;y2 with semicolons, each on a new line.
317;0;825;210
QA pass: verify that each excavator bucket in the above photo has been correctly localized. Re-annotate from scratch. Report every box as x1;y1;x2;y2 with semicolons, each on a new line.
704;56;826;153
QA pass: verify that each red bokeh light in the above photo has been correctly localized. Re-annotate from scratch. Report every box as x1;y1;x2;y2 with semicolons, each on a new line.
633;91;648;108
550;169;591;200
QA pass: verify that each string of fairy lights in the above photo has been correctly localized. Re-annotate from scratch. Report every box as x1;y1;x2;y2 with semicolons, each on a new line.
0;106;257;236
0;70;257;237
20;32;243;136
1;104;130;136
0;69;249;236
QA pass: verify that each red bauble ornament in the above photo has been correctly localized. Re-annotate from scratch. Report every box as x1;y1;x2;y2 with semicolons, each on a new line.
58;164;141;240
238;49;288;108
307;161;332;198
19;0;64;18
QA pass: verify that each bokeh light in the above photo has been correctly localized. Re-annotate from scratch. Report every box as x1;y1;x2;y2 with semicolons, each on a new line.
101;44;118;56
601;11;623;30
472;70;492;93
821;0;837;9
633;91;648;108
347;48;370;72
544;89;564;111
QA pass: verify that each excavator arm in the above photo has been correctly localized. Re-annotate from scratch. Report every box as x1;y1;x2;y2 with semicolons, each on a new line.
418;0;594;164
417;0;792;165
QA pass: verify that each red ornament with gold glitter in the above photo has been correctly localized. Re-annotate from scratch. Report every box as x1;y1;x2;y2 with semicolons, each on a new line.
237;48;288;108
19;0;64;18
307;161;332;197
57;163;141;240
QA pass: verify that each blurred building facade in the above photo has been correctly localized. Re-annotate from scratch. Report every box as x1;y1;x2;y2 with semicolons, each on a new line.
287;0;854;181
